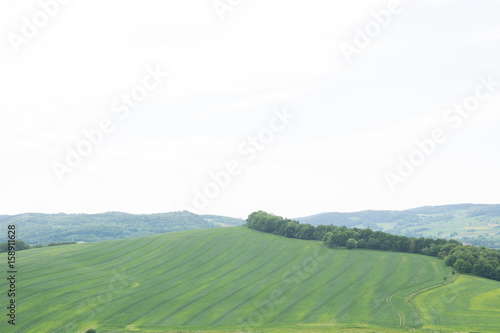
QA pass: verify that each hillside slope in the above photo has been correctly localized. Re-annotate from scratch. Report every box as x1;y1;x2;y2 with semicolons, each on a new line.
0;211;243;245
296;204;500;248
1;227;499;332
415;275;500;332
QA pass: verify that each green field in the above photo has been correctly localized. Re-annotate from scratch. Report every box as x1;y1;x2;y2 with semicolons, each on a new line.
1;227;499;332
415;275;500;332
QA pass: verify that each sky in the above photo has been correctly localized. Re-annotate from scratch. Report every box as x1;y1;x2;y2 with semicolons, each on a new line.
1;0;500;219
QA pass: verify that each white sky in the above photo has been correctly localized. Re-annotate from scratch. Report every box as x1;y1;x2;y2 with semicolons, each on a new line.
1;0;500;219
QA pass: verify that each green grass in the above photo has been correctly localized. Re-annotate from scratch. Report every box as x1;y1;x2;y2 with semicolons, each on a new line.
1;227;499;332
414;274;500;332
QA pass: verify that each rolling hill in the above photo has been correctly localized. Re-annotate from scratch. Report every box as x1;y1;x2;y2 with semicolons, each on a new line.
1;227;499;332
296;204;500;248
0;211;243;245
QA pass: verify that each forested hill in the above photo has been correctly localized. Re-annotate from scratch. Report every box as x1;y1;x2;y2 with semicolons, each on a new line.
296;204;500;248
0;211;243;245
247;211;500;282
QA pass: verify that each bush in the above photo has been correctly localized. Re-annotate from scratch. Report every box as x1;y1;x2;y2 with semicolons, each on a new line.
0;240;31;252
47;242;77;247
346;238;356;249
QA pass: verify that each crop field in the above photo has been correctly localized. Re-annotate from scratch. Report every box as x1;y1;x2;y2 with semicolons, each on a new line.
414;274;500;332
1;227;499;332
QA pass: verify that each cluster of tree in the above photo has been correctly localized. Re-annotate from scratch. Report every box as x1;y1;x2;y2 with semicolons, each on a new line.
247;211;500;281
444;245;500;279
0;240;30;253
48;241;77;246
0;240;77;252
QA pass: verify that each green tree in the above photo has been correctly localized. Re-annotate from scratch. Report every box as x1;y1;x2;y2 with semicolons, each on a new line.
494;267;500;281
331;231;349;247
284;222;299;238
346;238;356;249
297;224;315;240
437;251;447;259
0;240;31;252
472;258;495;278
313;225;328;240
445;254;457;266
409;238;416;253
454;258;472;273
322;232;334;248
425;244;441;257
367;235;380;249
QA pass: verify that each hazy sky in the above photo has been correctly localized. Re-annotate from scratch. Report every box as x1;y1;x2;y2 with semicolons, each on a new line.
1;0;499;219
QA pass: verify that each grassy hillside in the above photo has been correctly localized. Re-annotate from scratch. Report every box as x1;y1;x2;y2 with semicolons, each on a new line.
1;227;499;332
0;211;243;245
296;204;500;248
415;275;500;332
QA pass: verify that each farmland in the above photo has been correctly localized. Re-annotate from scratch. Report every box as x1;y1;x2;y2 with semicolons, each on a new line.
415;275;500;332
1;227;499;332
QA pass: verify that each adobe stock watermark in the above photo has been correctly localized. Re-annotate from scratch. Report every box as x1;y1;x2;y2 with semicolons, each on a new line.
179;107;295;213
62;267;135;333
52;65;168;182
385;74;499;192
340;0;403;63
212;0;243;21
238;246;330;332
7;0;71;53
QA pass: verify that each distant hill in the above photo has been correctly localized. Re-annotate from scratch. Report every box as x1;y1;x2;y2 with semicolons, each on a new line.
0;211;243;245
296;204;500;248
201;214;245;227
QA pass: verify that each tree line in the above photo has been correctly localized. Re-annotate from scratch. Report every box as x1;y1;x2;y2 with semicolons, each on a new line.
246;211;500;281
0;240;30;252
0;241;76;253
